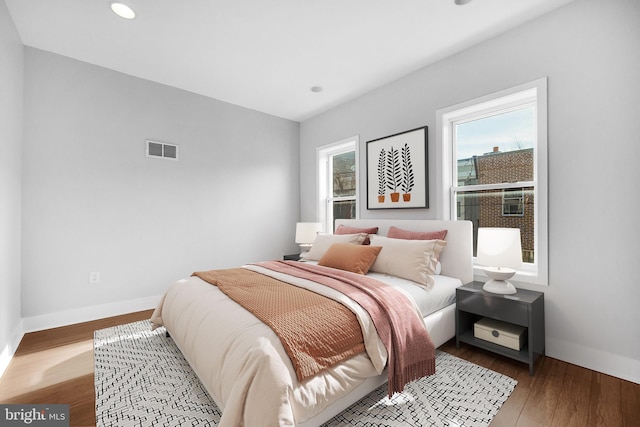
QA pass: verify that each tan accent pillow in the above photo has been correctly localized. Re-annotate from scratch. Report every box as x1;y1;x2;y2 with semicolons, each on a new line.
303;233;368;261
318;244;382;274
335;225;379;245
369;235;447;288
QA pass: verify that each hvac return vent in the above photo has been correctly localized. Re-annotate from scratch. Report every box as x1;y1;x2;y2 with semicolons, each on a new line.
146;140;179;160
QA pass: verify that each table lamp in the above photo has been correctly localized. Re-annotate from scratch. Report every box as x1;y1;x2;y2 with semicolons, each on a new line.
476;227;523;295
295;222;322;252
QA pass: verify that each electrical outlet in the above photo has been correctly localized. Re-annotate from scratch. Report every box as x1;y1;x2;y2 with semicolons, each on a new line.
89;272;101;283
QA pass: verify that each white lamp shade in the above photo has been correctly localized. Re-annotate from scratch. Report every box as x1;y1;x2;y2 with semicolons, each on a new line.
476;228;523;269
295;222;322;245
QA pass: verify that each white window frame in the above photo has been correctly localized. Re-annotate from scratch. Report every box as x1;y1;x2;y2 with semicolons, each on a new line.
317;136;359;233
436;78;548;286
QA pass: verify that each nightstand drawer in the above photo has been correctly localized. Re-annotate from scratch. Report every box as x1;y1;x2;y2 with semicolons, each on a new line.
457;290;528;326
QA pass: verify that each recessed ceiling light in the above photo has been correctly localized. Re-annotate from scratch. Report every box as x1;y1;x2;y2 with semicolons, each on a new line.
310;86;323;93
454;0;473;5
110;2;136;19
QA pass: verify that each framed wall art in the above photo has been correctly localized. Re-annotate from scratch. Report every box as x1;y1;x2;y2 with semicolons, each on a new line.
366;126;428;209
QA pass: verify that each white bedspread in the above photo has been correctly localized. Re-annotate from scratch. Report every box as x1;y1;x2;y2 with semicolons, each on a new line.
370;273;462;317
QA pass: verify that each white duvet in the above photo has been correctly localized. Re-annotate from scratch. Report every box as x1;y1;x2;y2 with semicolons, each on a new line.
150;265;413;426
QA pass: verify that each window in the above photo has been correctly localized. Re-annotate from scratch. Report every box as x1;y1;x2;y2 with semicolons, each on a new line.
317;137;358;233
437;78;548;285
502;188;525;217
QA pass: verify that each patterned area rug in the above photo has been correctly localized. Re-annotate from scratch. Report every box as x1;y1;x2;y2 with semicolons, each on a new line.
95;320;517;427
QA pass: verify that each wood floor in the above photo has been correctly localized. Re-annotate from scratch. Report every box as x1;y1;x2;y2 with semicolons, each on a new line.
1;311;638;427
439;340;640;427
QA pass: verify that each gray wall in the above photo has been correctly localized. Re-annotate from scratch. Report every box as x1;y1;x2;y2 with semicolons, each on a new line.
0;0;23;373
21;48;300;321
300;0;640;382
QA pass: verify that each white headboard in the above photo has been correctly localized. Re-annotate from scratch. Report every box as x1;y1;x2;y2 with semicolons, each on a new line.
335;219;473;284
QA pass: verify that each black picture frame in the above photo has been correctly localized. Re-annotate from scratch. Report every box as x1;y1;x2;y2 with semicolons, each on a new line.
366;126;428;210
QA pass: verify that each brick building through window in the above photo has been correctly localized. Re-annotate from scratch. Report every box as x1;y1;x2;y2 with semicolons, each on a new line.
457;147;535;263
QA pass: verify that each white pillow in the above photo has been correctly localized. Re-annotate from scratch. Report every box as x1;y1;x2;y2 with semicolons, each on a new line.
368;235;447;288
303;233;368;261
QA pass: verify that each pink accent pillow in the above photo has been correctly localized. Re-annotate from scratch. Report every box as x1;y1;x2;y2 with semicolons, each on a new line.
387;226;448;241
335;225;379;245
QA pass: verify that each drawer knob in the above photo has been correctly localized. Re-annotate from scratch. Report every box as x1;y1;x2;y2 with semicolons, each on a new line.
492;330;500;338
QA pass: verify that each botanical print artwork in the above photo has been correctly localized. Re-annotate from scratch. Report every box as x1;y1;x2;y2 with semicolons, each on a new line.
367;127;428;209
378;144;414;203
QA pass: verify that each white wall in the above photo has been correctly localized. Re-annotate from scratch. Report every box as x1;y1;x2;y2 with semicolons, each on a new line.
300;0;640;383
20;48;300;328
0;0;24;376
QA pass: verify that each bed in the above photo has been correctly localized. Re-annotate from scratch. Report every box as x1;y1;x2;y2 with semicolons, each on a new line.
150;219;472;427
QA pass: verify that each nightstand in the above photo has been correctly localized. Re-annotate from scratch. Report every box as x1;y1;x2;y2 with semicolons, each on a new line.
456;281;545;375
283;254;301;261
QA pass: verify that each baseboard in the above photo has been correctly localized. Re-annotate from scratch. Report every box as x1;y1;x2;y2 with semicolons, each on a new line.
22;295;162;333
547;336;640;385
0;319;24;380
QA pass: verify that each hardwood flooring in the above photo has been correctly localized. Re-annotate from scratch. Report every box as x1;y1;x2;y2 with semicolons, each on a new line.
439;340;640;427
0;310;153;427
1;311;638;426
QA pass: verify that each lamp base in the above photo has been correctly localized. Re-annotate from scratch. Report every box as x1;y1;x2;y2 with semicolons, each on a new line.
298;244;312;252
483;279;517;295
482;267;518;294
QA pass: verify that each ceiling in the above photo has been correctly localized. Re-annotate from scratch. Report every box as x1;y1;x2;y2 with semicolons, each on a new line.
6;0;574;122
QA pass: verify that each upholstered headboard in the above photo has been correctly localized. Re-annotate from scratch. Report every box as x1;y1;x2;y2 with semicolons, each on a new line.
335;219;473;284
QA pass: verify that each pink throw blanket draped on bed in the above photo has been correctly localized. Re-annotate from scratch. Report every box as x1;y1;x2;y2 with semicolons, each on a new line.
257;260;436;397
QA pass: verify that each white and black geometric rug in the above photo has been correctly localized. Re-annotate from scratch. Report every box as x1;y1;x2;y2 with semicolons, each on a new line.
95;320;517;427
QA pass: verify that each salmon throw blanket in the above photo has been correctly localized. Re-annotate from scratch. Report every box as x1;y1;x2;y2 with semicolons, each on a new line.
194;261;435;396
192;267;366;382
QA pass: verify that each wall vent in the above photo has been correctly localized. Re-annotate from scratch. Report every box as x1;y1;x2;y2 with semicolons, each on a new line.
146;140;179;160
